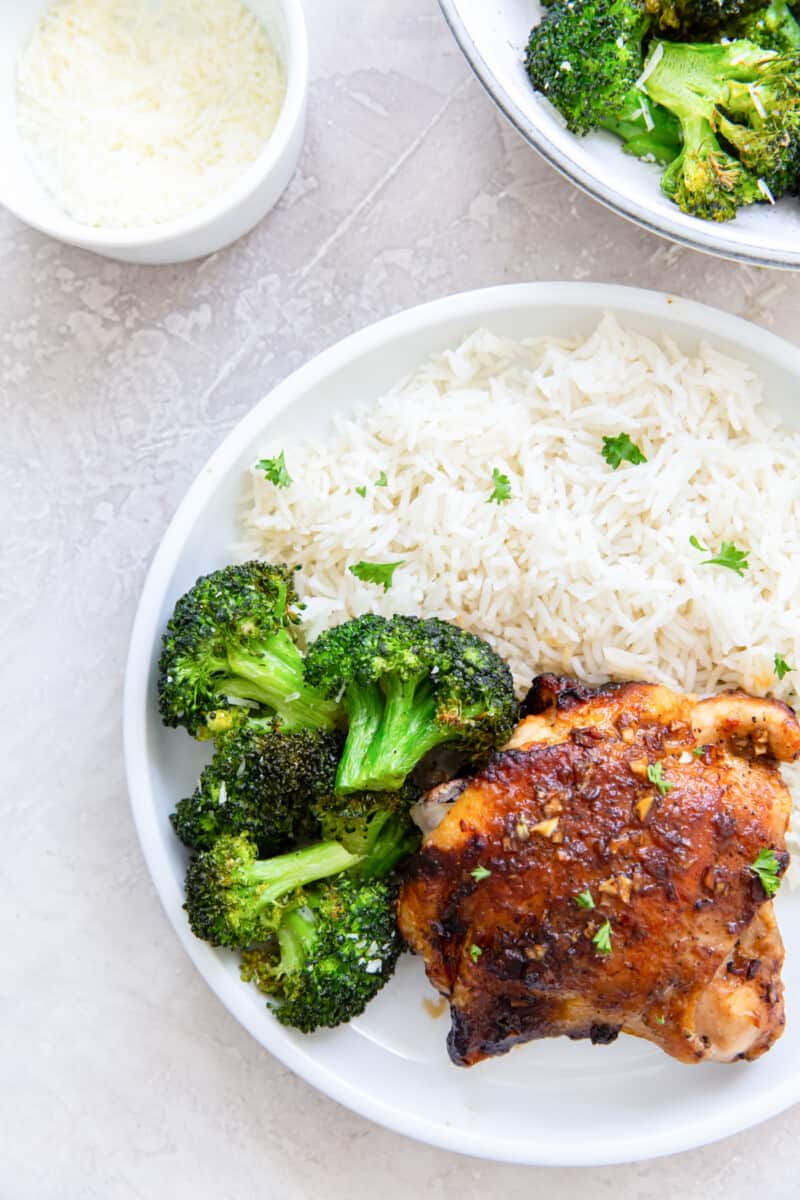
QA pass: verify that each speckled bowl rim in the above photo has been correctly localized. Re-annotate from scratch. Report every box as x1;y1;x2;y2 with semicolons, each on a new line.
125;283;800;1166
438;0;800;271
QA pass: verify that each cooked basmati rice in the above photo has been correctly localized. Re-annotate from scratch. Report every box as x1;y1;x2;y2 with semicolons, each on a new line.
238;315;800;879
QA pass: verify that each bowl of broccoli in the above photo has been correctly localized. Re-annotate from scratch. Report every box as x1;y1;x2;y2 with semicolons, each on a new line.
439;0;800;266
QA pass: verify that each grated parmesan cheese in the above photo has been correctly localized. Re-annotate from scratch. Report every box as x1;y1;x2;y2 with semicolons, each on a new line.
635;41;664;91
16;0;286;229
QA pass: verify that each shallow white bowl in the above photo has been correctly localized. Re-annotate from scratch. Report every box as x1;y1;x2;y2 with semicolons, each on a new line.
439;0;800;270
0;0;308;264
125;283;800;1165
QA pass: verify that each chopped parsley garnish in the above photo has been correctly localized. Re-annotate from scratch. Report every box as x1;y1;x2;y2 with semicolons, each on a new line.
575;889;595;910
601;432;647;470
374;471;388;487
355;485;367;498
592;920;613;956
692;745;707;758
689;536;749;577
469;943;483;963
348;560;405;591
487;467;512;504
774;653;794;681
750;848;782;898
654;1014;666;1025
471;865;492;882
256;450;292;488
647;761;674;796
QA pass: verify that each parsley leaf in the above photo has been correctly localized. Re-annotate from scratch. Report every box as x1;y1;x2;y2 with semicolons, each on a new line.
374;471;388;487
601;433;647;470
647;761;674;797
348;560;405;591
355;485;367;498
750;848;783;898
471;865;492;882
692;745;707;758
575;889;595;910
256;450;292;488
690;536;749;577
774;653;794;681
654;1014;666;1025
592;920;613;956
487;467;512;504
469;944;483;963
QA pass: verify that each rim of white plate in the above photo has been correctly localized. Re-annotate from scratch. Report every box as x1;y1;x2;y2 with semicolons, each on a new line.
437;0;800;271
124;282;800;1165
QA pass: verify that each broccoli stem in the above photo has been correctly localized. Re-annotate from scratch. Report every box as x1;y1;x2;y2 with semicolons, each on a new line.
599;88;682;164
363;676;444;789
244;841;361;908
338;677;453;793
355;811;421;880
335;681;386;793
227;630;339;731
276;907;317;975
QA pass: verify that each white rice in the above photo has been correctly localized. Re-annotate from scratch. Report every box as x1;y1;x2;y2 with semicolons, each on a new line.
238;315;800;879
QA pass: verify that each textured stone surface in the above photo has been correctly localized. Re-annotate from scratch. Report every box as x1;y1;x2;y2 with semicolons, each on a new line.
3;1;800;1195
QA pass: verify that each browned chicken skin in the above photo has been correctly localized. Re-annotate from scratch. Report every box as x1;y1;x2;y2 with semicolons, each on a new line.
398;675;799;1068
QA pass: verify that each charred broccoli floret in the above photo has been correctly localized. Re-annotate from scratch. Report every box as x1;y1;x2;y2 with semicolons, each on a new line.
183;834;360;948
313;781;422;880
170;722;341;853
525;0;650;134
240;876;402;1032
157;562;340;737
727;0;800;52
644;41;800;217
646;0;766;35
304;614;516;795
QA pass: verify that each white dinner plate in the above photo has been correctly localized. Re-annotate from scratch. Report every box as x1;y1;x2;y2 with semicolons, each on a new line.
124;283;800;1165
438;0;800;269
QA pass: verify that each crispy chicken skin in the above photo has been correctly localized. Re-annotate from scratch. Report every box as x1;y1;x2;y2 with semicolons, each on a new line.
398;675;799;1067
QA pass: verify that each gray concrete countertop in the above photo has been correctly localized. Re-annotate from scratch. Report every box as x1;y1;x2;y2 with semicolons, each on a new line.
3;1;799;1196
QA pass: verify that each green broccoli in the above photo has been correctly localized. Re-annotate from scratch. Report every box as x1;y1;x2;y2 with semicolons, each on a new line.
525;0;650;135
313;781;422;880
183;834;360;948
157;562;341;737
240;876;402;1032
303;614;516;794
170;722;341;853
643;41;800;218
646;0;767;35
524;0;786;151
727;0;800;52
599;87;682;163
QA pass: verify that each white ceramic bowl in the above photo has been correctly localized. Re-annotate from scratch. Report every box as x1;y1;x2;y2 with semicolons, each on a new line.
125;283;800;1165
0;0;308;264
439;0;800;270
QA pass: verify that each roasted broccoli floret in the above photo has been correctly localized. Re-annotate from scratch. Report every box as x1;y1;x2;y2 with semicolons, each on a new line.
171;722;341;853
240;876;402;1032
313;781;422;880
599;87;682;163
647;0;766;35
158;562;341;737
304;614;516;794
525;0;650;134
183;834;360;948
727;0;800;52
643;41;800;217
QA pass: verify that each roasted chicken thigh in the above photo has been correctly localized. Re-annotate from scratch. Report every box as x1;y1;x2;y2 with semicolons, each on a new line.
398;675;800;1067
